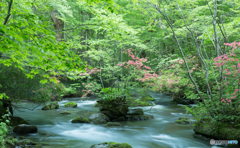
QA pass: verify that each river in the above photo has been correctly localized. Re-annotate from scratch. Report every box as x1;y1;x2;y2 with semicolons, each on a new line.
11;92;222;148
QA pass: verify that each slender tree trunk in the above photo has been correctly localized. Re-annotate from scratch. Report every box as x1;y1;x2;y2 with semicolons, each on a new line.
213;0;220;57
50;10;64;42
149;0;204;101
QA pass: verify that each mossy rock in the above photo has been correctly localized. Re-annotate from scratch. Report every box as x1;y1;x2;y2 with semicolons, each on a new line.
64;102;77;108
71;116;90;123
97;97;129;121
176;117;194;124
194;119;240;142
42;105;50;110
42;102;59;110
127;108;144;115
127;115;149;121
60;111;71;115
106;122;121;126
140;95;155;101
90;142;132;148
130;99;152;107
9;116;30;126
13;124;38;134
89;113;110;124
72;111;110;124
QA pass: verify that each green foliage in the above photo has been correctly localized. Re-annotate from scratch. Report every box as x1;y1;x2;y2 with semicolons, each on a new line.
61;86;77;97
98;87;132;100
140;95;155;101
130;99;152;107
0;114;11;148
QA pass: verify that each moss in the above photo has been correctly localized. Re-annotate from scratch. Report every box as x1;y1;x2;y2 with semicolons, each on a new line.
106;122;121;126
175;117;193;124
130;99;152;107
42;105;50;110
42;102;59;110
49;102;59;109
71;116;90;123
64;102;77;108
140;95;155;101
91;142;132;148
194;119;240;142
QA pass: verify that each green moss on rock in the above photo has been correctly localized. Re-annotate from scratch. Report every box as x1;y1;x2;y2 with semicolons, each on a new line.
130;99;152;107
127;115;149;121
106;122;121;126
90;142;132;148
71;116;90;123
194;118;240;142
140;95;155;101
64;102;77;108
42;102;59;110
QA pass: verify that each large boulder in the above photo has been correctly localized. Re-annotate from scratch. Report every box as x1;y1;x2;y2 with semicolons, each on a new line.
126;115;149;121
194;118;240;142
71;116;90;123
88;113;110;124
71;112;110;124
42;102;59;110
90;142;132;148
9;116;30;126
13;124;38;134
63;102;77;108
97;97;129;121
127;108;143;115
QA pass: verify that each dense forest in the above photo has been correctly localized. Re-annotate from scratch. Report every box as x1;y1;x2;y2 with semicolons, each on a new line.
0;0;239;147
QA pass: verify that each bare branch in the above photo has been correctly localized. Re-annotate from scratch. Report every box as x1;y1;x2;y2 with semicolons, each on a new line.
4;0;13;25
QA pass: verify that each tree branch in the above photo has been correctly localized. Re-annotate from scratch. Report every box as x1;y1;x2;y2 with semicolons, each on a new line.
4;0;13;25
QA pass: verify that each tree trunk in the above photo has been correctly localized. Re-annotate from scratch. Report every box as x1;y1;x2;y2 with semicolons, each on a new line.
51;10;64;42
213;0;220;57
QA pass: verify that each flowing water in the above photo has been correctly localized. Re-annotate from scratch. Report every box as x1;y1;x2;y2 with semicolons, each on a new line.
11;93;223;148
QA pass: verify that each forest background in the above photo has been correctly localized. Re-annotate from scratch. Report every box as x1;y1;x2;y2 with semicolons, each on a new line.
0;0;240;145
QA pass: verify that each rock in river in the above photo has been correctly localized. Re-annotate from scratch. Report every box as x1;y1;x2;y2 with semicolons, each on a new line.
42;102;59;110
13;124;38;134
90;142;132;148
63;102;77;108
127;108;144;115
